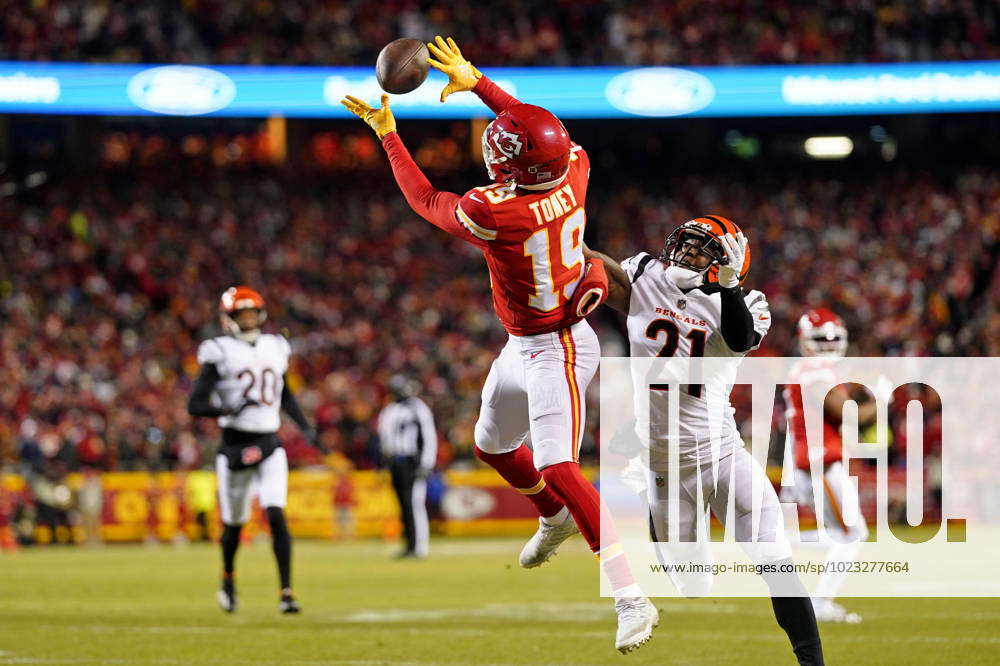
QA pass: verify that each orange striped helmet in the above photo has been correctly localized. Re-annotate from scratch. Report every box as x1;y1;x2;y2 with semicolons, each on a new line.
219;286;266;338
219;286;265;313
659;215;751;285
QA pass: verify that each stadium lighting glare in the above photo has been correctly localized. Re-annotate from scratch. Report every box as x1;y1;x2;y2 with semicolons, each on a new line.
804;136;854;159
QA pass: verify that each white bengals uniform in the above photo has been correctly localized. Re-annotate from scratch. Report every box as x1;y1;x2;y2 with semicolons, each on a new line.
196;333;291;525
196;334;290;433
621;252;789;594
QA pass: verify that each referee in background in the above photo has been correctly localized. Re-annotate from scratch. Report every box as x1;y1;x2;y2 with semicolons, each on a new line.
377;375;438;559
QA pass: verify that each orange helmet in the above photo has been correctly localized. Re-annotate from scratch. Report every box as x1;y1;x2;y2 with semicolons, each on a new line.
219;286;265;313
219;286;266;339
659;215;751;285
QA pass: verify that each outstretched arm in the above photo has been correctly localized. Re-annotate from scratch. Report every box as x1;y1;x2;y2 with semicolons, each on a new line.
584;245;631;313
426;36;520;114
340;94;477;243
381;132;466;237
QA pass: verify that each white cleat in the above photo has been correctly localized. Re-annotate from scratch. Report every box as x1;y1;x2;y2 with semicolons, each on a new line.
217;586;237;614
519;507;579;568
615;596;659;654
813;599;861;624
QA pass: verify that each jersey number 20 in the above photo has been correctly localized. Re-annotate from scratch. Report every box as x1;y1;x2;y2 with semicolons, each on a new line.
237;368;279;406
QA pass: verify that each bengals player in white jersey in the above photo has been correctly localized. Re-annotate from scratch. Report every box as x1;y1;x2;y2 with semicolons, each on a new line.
587;217;825;666
341;37;657;653
187;286;321;615
784;308;873;624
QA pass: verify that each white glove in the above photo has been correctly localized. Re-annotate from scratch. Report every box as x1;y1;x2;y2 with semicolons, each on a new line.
620;456;649;497
717;232;747;289
744;289;771;340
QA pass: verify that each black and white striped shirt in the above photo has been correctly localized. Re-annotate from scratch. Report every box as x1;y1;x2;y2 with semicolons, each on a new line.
377;397;437;470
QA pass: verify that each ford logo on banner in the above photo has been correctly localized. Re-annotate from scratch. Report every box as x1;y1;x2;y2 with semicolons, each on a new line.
127;66;236;116
605;67;715;117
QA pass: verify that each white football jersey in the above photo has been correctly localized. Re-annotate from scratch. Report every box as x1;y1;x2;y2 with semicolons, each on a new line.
195;333;291;433
622;253;770;466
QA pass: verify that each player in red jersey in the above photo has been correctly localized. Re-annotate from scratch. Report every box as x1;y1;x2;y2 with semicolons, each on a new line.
342;36;657;653
784;308;874;624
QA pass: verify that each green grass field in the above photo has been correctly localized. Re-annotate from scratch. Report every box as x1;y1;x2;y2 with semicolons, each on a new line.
1;537;997;665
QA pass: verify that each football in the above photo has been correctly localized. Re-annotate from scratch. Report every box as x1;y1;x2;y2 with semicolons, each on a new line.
376;38;430;94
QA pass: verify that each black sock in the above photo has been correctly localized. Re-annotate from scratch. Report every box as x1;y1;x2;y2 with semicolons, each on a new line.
761;560;824;666
196;511;209;542
221;523;243;577
266;506;292;591
771;597;824;666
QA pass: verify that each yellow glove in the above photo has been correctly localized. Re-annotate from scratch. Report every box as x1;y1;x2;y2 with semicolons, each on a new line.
426;35;482;103
340;93;396;139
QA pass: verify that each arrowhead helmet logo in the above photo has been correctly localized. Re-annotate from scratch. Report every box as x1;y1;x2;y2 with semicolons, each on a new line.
492;128;524;158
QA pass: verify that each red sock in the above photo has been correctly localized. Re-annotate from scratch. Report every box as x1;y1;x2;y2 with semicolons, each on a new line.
541;461;603;550
476;444;564;518
542;461;638;595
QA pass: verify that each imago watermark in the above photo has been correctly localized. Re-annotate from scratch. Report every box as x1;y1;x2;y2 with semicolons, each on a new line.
598;357;998;597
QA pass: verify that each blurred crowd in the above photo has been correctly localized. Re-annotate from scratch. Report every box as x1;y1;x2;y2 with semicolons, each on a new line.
2;125;998;481
0;0;997;66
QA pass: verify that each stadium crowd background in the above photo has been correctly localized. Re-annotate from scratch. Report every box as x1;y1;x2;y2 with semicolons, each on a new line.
0;0;997;66
1;2;998;545
2;125;997;478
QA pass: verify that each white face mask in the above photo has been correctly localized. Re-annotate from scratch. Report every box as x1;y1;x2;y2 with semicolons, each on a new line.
221;312;263;344
233;328;261;344
665;265;705;289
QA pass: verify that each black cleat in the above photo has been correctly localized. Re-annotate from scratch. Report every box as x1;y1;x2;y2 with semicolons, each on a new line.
279;591;301;614
217;578;237;613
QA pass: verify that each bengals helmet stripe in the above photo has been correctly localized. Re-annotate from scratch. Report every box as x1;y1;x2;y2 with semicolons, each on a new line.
703;215;733;235
220;286;265;313
661;215;751;285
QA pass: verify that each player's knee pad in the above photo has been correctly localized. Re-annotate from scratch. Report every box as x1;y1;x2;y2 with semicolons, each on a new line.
530;424;574;470
759;557;809;597
473;417;500;454
532;440;573;470
473;418;522;456
740;509;794;564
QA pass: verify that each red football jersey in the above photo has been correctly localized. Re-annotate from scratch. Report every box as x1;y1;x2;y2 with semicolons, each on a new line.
784;359;843;470
453;145;590;336
379;75;590;336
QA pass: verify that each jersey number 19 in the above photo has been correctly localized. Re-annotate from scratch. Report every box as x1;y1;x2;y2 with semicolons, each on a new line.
523;208;585;312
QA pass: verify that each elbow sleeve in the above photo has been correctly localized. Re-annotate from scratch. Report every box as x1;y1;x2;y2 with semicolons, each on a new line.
719;287;755;352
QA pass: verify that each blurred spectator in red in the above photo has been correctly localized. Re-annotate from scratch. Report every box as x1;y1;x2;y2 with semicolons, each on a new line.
0;1;995;66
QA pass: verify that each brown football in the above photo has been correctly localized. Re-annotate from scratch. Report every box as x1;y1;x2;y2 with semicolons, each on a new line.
376;38;430;95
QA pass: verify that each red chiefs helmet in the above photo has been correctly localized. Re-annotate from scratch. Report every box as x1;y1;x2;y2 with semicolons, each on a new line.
798;308;848;357
659;215;751;285
219;286;266;339
482;104;572;188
